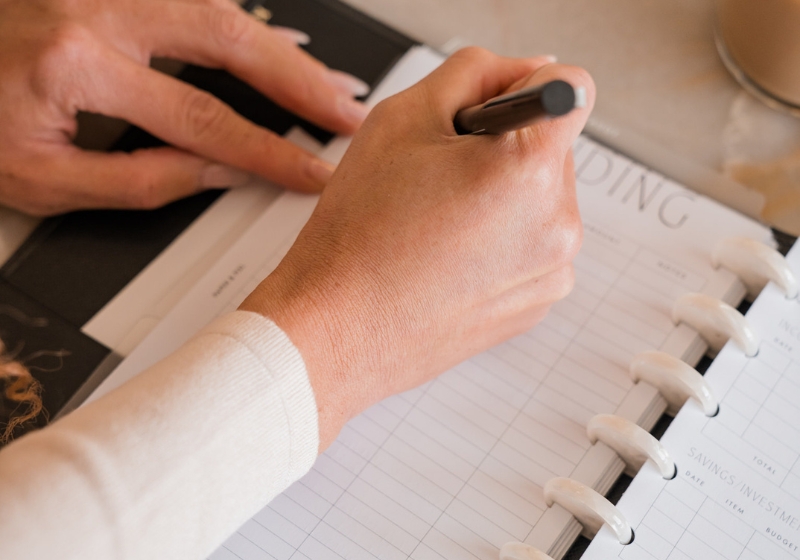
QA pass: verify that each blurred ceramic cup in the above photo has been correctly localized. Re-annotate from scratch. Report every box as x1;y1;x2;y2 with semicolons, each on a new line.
715;0;800;114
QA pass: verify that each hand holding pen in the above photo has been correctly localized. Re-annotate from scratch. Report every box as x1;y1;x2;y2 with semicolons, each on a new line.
246;49;596;449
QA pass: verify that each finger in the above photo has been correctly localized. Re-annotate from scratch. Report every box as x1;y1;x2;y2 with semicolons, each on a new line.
7;146;251;215
413;47;557;130
139;2;369;134
87;52;336;193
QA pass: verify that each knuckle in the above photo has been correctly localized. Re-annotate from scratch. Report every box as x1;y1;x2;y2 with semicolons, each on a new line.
372;91;422;129
211;8;254;51
367;97;395;121
528;199;583;271
116;156;170;210
551;211;583;263
124;177;167;210
553;265;577;301
40;23;93;63
284;66;316;109
31;23;94;96
451;46;493;65
180;89;228;140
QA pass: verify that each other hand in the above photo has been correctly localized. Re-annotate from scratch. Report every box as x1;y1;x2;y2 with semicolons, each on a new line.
241;48;595;449
0;0;369;215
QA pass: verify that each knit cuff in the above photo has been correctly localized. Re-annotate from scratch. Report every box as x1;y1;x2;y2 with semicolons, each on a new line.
199;310;320;475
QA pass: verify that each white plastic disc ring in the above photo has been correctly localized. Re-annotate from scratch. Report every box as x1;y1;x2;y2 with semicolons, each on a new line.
672;293;759;356
543;477;633;544
587;414;677;479
630;350;719;416
712;237;798;299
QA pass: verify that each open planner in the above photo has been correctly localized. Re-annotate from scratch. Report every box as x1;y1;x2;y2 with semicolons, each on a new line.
86;46;797;560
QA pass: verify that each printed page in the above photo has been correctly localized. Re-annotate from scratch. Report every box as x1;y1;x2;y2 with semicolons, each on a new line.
86;47;772;560
572;136;773;305
583;244;800;560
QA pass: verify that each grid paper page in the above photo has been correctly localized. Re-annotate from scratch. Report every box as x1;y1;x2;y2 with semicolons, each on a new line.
87;48;772;560
583;244;800;560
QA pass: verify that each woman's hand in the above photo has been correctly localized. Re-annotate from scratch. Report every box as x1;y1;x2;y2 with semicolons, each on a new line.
241;48;595;450
0;0;369;215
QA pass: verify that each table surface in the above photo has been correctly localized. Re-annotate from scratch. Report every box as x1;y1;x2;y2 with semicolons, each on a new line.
2;0;800;265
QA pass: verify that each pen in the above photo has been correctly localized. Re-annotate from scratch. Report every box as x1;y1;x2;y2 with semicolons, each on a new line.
454;80;586;135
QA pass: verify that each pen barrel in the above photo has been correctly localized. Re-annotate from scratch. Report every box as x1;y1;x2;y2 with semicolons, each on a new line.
453;80;576;135
455;103;549;135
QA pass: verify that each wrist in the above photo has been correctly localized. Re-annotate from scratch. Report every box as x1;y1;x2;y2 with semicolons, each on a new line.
239;262;377;451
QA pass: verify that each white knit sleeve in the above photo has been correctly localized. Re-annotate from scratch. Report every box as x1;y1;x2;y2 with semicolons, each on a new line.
0;310;319;560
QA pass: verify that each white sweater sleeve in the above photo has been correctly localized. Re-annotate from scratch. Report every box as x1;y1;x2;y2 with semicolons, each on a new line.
0;310;319;560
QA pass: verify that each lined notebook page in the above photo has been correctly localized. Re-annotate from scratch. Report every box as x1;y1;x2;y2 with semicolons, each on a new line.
583;245;800;560
86;47;772;560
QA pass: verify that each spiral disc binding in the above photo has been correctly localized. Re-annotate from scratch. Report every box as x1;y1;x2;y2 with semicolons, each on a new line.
498;236;785;560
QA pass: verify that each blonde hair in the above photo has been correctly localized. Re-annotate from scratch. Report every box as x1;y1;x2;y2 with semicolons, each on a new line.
0;341;46;445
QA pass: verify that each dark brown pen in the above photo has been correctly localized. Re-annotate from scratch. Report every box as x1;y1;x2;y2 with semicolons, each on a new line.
454;80;586;135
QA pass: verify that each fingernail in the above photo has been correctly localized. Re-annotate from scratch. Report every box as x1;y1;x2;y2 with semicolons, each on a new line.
543;55;558;63
307;158;336;186
326;70;371;98
270;26;311;46
337;96;371;126
575;86;588;108
200;164;251;188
